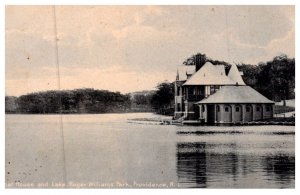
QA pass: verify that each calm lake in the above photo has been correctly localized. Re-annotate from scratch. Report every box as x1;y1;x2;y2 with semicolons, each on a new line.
5;113;295;188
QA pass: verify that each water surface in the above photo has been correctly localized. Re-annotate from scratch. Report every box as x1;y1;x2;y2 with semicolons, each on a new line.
5;113;295;188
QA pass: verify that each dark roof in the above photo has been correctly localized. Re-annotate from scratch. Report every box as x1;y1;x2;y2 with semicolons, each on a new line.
196;86;274;104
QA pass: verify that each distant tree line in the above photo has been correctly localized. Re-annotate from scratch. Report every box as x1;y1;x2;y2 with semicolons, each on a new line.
5;89;131;114
5;86;175;115
130;91;154;112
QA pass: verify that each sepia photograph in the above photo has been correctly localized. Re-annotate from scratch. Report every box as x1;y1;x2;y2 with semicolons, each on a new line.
5;4;295;189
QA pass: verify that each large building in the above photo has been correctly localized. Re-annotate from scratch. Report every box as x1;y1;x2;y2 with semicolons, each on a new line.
174;61;274;124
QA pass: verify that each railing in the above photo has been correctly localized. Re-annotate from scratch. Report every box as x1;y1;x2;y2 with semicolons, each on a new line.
184;94;204;101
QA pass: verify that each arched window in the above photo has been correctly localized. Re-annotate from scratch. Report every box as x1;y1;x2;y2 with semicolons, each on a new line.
256;106;261;112
246;106;251;112
224;106;229;112
235;106;240;112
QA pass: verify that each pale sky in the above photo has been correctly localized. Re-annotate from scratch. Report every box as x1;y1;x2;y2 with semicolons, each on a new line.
5;5;295;96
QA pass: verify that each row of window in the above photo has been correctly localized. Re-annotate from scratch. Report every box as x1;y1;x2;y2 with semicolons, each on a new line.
222;105;272;112
178;85;222;96
202;105;272;112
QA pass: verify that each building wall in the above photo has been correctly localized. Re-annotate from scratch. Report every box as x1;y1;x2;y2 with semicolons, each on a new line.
199;103;274;123
184;101;197;120
233;105;242;122
244;105;253;122
221;104;232;123
263;104;273;119
253;104;263;121
174;83;185;119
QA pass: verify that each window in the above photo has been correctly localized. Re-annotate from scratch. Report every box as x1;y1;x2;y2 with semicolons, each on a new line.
210;85;215;94
217;105;220;112
266;106;271;112
202;105;205;112
193;87;197;95
246;106;251;112
210;85;220;94
236;106;240;112
224;106;229;112
256;106;260;112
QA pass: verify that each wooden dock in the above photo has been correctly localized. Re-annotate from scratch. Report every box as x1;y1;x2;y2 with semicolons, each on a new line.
176;119;294;126
128;118;295;126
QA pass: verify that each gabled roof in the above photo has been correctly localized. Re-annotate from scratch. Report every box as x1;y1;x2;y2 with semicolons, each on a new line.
215;65;226;76
228;64;246;85
183;62;235;86
196;86;274;104
177;65;195;81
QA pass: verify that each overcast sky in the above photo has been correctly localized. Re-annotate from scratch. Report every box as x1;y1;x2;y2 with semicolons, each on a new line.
6;5;294;96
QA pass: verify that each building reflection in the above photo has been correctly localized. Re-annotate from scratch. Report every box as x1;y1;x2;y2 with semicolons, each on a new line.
176;142;207;188
176;142;295;188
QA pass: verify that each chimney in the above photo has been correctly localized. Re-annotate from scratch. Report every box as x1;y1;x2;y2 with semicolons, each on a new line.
195;53;206;72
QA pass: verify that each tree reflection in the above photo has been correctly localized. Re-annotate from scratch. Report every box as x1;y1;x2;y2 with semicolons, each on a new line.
262;154;295;186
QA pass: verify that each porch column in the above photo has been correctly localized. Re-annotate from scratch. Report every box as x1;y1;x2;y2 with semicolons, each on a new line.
204;104;207;123
241;104;246;123
199;105;202;119
214;104;217;123
174;97;178;112
231;104;234;123
205;86;211;97
262;104;265;120
252;104;256;121
219;104;224;122
272;104;275;119
184;102;188;117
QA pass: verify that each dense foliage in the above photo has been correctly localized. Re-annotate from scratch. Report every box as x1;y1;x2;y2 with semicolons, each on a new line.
183;53;232;73
238;55;295;101
130;91;154;112
6;89;131;114
150;82;175;115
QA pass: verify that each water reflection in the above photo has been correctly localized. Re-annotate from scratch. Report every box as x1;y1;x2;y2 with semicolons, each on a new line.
262;154;295;186
177;131;243;135
176;142;295;188
176;143;207;188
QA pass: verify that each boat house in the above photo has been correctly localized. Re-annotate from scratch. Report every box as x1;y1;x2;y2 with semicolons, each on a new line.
174;61;274;124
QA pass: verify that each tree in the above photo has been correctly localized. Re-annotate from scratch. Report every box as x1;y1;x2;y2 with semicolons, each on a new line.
5;96;18;113
183;52;231;73
238;54;295;101
151;82;174;112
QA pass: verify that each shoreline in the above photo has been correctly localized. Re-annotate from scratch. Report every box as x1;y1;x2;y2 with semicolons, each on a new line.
5;111;156;115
